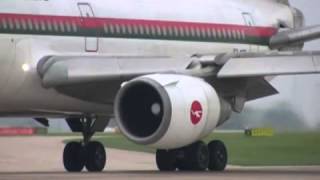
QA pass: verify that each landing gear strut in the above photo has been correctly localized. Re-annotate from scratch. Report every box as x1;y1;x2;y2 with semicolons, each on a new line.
156;140;227;172
63;116;107;172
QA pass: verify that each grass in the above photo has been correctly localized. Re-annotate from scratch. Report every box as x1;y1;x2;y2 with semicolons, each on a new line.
63;131;320;166
203;132;320;166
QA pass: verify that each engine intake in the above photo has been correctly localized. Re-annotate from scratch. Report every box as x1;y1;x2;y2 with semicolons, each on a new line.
115;77;172;144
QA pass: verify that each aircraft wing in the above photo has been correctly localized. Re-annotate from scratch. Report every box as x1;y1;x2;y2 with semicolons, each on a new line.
38;51;320;87
213;51;320;78
37;51;320;103
37;56;192;88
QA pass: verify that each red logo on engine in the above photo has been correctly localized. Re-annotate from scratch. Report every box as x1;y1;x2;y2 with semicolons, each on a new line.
190;101;203;125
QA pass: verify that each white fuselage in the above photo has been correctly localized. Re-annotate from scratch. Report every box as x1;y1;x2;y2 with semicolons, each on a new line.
0;0;294;117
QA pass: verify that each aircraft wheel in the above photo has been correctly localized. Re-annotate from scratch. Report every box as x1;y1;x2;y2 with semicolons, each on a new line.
85;141;106;172
208;140;227;171
177;141;209;171
63;142;85;172
188;141;209;171
156;149;176;171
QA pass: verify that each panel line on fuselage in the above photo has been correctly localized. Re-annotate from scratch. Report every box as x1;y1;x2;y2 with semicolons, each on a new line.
0;13;277;45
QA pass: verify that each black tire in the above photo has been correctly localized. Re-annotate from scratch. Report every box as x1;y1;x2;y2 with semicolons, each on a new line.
176;147;192;171
85;141;106;172
63;142;85;172
189;141;209;171
156;150;176;171
175;146;189;170
177;141;209;171
208;140;228;171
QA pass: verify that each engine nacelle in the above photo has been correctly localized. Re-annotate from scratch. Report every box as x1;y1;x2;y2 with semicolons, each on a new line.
114;74;230;149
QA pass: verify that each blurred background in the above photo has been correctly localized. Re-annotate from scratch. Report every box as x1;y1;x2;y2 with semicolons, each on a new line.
0;0;319;133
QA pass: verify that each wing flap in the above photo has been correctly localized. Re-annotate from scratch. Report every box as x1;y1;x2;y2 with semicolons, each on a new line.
217;52;320;78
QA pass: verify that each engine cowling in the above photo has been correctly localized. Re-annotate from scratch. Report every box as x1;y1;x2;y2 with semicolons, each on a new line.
114;74;231;149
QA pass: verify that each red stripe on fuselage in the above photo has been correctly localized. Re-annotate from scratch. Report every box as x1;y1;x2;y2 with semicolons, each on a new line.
103;17;277;37
0;13;277;38
0;13;82;26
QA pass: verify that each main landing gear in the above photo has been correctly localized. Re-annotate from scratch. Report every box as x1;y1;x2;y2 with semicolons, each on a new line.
156;140;227;172
63;116;107;172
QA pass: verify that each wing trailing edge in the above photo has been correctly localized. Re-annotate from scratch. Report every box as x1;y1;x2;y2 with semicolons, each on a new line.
216;51;320;78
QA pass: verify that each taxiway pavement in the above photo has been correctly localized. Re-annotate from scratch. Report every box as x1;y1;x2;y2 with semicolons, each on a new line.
0;136;319;180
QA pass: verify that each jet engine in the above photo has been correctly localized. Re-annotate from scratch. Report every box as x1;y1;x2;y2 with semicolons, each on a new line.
114;74;231;149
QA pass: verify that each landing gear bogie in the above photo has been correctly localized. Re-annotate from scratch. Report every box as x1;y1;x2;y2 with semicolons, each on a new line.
156;140;228;172
63;116;108;172
63;141;106;172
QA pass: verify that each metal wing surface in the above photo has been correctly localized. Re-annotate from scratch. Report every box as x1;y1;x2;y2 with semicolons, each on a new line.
216;51;320;78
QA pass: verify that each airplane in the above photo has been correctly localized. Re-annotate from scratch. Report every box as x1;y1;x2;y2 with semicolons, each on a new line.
0;0;320;172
